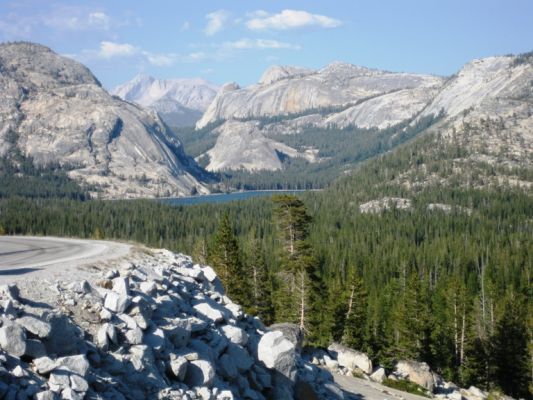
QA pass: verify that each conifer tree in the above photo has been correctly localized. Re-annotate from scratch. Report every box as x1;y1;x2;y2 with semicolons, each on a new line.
327;280;349;343
304;254;329;346
341;272;367;350
490;294;531;398
393;272;432;361
208;212;250;309
245;238;274;325
460;298;491;389
272;195;323;341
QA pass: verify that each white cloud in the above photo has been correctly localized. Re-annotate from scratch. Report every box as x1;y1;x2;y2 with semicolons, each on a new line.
184;52;207;62
43;9;113;31
246;9;341;31
180;21;191;32
246;10;270;18
98;41;138;58
143;52;176;66
80;42;205;66
204;10;230;36
223;38;300;50
88;12;111;30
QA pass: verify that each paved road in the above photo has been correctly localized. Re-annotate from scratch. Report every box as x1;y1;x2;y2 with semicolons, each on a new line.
0;236;131;284
333;373;430;400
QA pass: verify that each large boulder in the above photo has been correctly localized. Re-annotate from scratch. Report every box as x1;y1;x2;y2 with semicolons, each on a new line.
258;331;296;379
17;316;52;339
185;360;215;387
460;386;488;400
104;291;130;313
169;354;188;381
269;323;303;353
221;325;248;346
226;343;254;373
0;319;26;356
395;360;435;392
258;330;297;400
193;302;225;323
327;343;372;374
55;355;90;376
370;367;387;383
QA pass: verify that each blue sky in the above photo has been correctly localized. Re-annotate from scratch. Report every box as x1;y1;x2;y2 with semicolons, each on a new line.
1;0;532;89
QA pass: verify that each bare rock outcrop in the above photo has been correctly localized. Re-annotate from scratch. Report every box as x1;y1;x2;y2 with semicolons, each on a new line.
194;61;443;172
0;42;209;199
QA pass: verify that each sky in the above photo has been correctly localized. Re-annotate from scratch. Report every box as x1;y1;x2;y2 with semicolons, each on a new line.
1;0;532;90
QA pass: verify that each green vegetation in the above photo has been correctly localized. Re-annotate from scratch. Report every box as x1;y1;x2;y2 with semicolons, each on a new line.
382;378;431;398
172;125;218;159
217;113;444;190
207;212;251;308
0;155;89;200
0;122;531;397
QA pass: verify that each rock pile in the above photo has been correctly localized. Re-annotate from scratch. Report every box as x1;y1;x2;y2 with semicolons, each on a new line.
0;249;343;399
311;345;491;400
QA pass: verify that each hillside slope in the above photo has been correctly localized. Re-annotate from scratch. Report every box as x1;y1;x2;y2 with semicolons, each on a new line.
0;42;209;198
193;62;443;172
192;54;532;182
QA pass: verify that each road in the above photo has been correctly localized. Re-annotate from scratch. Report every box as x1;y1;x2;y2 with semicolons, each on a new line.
0;236;131;284
333;373;430;400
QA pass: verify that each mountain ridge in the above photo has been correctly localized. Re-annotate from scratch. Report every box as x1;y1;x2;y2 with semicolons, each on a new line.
192;54;532;181
0;42;209;199
113;74;219;127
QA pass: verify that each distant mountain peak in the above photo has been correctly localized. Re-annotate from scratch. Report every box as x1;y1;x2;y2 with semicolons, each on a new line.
258;65;314;85
319;61;378;76
112;75;219;126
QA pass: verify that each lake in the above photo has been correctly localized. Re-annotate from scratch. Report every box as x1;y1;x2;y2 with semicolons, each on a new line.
162;190;311;206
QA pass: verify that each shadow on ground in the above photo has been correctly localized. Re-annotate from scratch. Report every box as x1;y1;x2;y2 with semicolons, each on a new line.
0;267;42;275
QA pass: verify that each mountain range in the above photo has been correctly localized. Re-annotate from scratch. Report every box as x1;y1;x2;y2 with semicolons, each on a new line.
113;75;219;127
1;41;532;198
192;57;532;177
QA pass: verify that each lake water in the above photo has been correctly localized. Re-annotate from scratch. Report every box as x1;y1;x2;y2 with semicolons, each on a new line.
162;190;310;206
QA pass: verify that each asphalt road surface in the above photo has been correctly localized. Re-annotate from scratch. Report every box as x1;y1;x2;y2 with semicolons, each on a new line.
0;236;131;284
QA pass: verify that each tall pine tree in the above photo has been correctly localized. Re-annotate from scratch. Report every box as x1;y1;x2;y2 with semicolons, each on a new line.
393;272;432;361
208;212;250;309
245;237;275;325
272;195;324;343
490;294;531;398
341;272;368;351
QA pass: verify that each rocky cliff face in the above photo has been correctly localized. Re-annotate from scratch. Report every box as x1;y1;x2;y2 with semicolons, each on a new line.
202;120;317;172
0;247;342;400
195;55;533;175
196;62;443;130
398;55;533;189
194;62;444;172
0;42;209;198
113;75;219;127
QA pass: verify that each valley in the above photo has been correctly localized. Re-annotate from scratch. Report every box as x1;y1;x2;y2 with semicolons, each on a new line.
0;31;531;400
